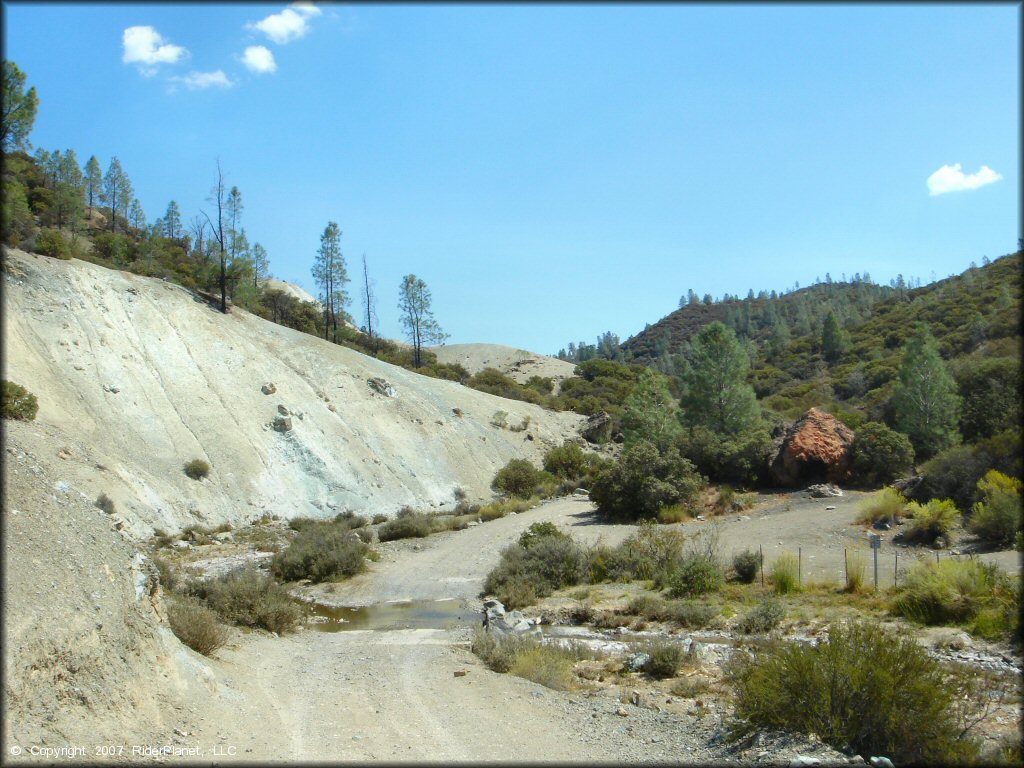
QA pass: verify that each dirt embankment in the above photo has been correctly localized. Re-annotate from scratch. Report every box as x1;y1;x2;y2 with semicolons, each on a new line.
2;248;584;537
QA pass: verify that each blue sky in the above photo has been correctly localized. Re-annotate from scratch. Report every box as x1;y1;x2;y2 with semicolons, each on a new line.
4;3;1019;354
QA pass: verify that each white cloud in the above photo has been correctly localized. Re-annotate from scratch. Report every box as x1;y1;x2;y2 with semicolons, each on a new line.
248;3;322;44
242;45;277;74
122;26;187;75
174;70;234;90
927;163;1003;196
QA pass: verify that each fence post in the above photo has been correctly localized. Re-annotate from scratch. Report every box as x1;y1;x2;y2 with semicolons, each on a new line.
935;551;940;565
798;547;802;587
759;544;764;588
894;550;898;589
844;548;848;590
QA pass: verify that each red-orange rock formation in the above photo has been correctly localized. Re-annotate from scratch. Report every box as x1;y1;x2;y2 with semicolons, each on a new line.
770;407;854;486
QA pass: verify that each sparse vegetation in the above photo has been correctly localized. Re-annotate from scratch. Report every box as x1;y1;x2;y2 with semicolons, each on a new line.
376;508;468;541
189;567;303;634
1;380;38;420
667;554;723;598
166;594;229;656
483;531;585;609
183;458;210;480
95;492;115;515
478;496;535;521
728;621;982;764
903;498;960;545
737;597;785;634
732;549;760;583
855;487;908;526
637;638;687;679
969;470;1022;546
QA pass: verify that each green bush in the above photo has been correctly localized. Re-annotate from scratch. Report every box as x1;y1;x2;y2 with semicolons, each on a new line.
622;594;717;628
542;441;590;480
191;568;303;634
969;470;1022;547
850;421;915;485
914;431;1022;510
509;642;578;691
184;459;210;480
35;227;70;259
667;554;723;598
676;424;772;486
728;621;980;764
95;493;115;515
639;638;687;679
770;553;799;594
478;496;534;521
732;549;761;583
904;498;960;545
471;625;521;672
492;459;545;499
377;509;434;540
271;522;369;582
738;597;785;634
855;487;908;526
589;440;705;520
166;594;229;656
518;521;569;549
483;535;584;608
594;521;688;585
892;558;1017;636
1;380;38;420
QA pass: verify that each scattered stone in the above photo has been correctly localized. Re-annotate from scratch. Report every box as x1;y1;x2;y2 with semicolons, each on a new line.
261;382;276;395
452;408;463;417
453;670;468;678
791;757;822;767
103;383;121;394
56;447;73;460
277;404;290;416
615;707;629;717
171;540;191;551
807;483;844;498
824;505;836;511
368;377;397;397
869;758;894;768
932;534;949;550
272;415;293;432
873;519;891;531
625;652;651;672
580;410;613;443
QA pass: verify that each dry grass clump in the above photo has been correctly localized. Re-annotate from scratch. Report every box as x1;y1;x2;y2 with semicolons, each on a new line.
855;487;907;526
377;508;469;541
166;594;229;656
471;627;592;691
637;638;688;679
770;553;800;594
903;499;960;545
622;594;718;628
844;548;868;593
478;496;535;521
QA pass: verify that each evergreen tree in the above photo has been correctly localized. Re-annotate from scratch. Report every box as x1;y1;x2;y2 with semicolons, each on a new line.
226;186;244;258
101;157;129;233
164;200;182;240
1;61;38;151
129;198;146;231
681;321;759;436
621;368;681;451
84;155;102;219
251;242;270;288
398;274;447;367
821;310;846;363
892;323;961;458
361;253;377;343
311;221;349;341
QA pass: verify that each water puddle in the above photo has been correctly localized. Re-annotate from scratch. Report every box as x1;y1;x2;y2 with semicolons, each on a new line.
306;598;480;632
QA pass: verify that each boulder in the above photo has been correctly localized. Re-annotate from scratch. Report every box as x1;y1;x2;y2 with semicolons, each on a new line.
272;415;293;432
368;377;397;397
261;382;277;395
581;411;612;444
770;408;854;486
807;483;843;498
482;599;540;636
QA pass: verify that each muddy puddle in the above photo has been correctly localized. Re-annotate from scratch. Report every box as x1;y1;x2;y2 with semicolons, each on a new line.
306;598;480;632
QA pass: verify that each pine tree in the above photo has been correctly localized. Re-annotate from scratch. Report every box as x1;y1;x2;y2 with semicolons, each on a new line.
226;186;243;258
101;157;128;233
1;61;38;152
84;155;102;219
129;198;146;231
892;323;961;458
681;321;759;436
398;274;447;367
251;243;269;288
164;200;182;240
311;221;349;341
821;310;846;363
621;368;681;451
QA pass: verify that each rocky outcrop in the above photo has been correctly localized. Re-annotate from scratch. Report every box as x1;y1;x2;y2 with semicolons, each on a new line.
580;411;612;444
770;408;854;486
367;377;397;397
482;598;541;636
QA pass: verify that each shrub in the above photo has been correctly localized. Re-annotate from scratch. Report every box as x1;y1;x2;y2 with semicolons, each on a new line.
184;459;210;480
95;493;116;515
663;600;718;628
492;459;545;499
483;535;584;608
471;625;520;672
639;639;687;679
770;553;799;594
855;487;908;526
969;470;1022;547
667;554;723;598
728;621;980;764
192;568;303;634
676;424;772;486
599;521;688;584
893;558;1017;636
478;496;534;521
518;521;569;549
371;513;388;524
272;522;369;583
35;227;70;259
166;595;229;656
542;441;589;480
850;421;915;485
738;597;785;634
589;440;705;520
903;498;960;545
914;431;1022;511
509;642;577;690
377;511;434;541
490;410;508;428
732;549;760;583
1;380;38;420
